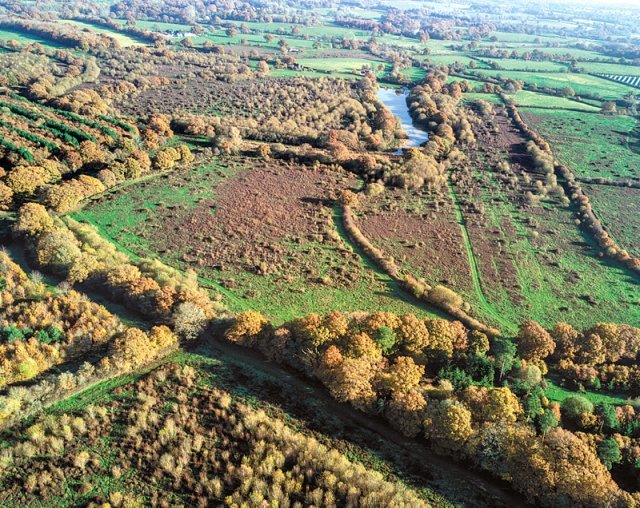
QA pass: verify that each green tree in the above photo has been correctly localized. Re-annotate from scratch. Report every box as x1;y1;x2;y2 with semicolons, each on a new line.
492;338;516;380
372;326;396;354
537;410;559;436
561;396;594;421
595;403;619;434
597;438;621;470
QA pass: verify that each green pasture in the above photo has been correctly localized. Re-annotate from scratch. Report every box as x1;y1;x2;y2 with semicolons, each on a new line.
545;380;630;406
476;70;634;100
468;166;639;330
521;109;640;180
480;57;568;72
0;27;65;48
297;57;386;74
582;184;640;258
576;61;640;76
506;90;600;111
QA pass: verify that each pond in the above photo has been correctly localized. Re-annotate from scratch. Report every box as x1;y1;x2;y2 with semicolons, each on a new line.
376;87;429;151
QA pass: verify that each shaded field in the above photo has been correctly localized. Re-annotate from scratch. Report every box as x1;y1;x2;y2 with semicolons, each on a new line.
582;183;640;258
0;27;66;48
59;19;147;47
545;380;630;406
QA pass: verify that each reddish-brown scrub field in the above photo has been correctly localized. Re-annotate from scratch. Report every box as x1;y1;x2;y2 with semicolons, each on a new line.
74;156;440;322
356;188;474;294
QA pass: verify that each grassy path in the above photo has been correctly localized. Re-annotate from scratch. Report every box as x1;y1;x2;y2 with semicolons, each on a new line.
446;176;513;332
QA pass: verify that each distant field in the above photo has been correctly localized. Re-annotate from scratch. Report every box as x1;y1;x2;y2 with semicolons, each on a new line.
490;31;568;43
270;68;355;80
506;90;600;111
428;54;487;67
59;19;147;47
399;66;428;81
128;19;193;32
297;57;386;74
545;380;630;406
446;75;488;89
0;27;65;48
477;70;634;99
480;57;568;72
577;61;640;75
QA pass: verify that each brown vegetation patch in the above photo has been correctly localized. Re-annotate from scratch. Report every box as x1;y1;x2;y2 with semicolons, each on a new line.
147;159;358;281
114;76;358;120
358;190;474;292
475;108;535;173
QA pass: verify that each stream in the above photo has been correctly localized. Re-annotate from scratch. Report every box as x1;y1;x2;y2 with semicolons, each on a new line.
377;87;429;151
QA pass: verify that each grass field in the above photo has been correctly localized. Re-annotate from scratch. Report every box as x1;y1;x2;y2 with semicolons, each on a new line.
582;184;640;258
297;57;386;74
469;166;640;329
428;54;485;67
477;70;634;99
506;89;600;111
59;19;147;47
0;27;66;48
576;61;640;75
481;57;569;72
522;109;640;180
545;380;630;406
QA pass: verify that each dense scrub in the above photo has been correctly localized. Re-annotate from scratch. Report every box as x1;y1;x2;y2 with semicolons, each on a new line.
0;362;430;507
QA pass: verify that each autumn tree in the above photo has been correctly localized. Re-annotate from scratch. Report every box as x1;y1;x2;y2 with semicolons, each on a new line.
224;311;269;346
385;391;427;438
517;320;555;362
424;399;473;454
0;182;14;210
14;203;54;237
378;356;424;394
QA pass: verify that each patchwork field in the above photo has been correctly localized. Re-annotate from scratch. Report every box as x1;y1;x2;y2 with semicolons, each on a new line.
1;2;640;506
452;107;640;329
73;157;443;322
